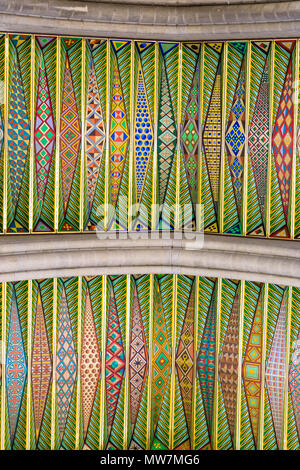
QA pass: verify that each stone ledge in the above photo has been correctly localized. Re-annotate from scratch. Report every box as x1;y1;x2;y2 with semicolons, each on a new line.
0;0;300;40
0;232;299;286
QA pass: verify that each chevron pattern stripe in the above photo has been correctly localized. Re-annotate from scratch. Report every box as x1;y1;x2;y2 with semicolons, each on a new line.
1;275;300;449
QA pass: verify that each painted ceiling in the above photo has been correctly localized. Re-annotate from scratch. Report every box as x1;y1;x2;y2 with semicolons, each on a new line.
0;274;299;450
0;34;299;237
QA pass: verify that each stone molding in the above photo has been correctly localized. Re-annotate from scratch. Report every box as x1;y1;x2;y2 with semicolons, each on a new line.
1;232;300;286
0;0;300;40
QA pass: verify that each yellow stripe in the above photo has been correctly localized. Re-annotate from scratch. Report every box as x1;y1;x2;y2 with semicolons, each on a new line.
51;278;58;449
3;35;8;233
151;43;159;230
169;274;177;449
235;280;245;449
197;44;204;232
123;274;132;449
146;274;154;449
99;275;107;449
219;43;228;233
191;276;199;449
213;277;222;449
54;38;61;233
258;282;268;449
242;44;251;235
290;41;299;239
266;42;274;238
282;286;292;449
26;279;33;449
104;41;110;232
1;282;7;449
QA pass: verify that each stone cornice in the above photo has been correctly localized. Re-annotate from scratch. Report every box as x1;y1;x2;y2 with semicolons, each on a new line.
0;0;300;40
1;232;300;286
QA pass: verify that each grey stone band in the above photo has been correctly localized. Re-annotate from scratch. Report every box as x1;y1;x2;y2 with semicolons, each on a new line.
1;232;299;286
0;0;300;40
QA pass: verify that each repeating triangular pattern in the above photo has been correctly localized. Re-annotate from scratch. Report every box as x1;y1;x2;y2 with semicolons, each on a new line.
6;291;27;442
56;287;77;441
80;288;101;439
31;288;52;440
129;287;148;430
8;56;30;208
85;57;105;211
265;294;286;448
34;58;55;210
157;61;177;206
60;55;81;214
110;61;129;207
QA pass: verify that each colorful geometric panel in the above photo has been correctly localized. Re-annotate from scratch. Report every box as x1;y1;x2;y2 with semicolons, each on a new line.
265;293;287;448
85;56;105;212
34;57;55;211
242;288;263;446
176;284;194;436
219;285;239;442
181;60;199;206
225;58;246;217
80;288;101;439
202;60;222;217
197;285;216;437
31;288;52;440
1;275;300;450
60;55;81;215
248;51;269;231
152;278;171;434
272;57;293;227
105;290;125;430
157;58;177;207
8;52;30;209
134;63;154;205
129;286;148;430
110;59;129;208
289;330;300;440
5;290;27;442
56;286;77;442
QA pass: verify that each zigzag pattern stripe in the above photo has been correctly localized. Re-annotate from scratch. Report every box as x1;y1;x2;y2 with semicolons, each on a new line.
263;386;278;449
216;378;233;449
240;382;256;449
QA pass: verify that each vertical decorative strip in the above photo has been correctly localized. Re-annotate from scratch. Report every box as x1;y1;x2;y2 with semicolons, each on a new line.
104;41;110;232
266;42;275;238
235;280;245;448
151;43;159;230
291;42;299;239
99;275;107;449
26;280;32;448
123;274;132;449
51;277;57;449
0;282;6;449
127;42;134;231
197;45;204;232
146;274;154;449
258;283;268;449
219;44;228;233
175;44;182;230
3;35;9;233
29;37;35;233
75;276;82;448
282;286;292;449
191;276;199;448
242;46;251;235
79;40;86;232
54;37;60;233
169;274;177;448
213;277;222;449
